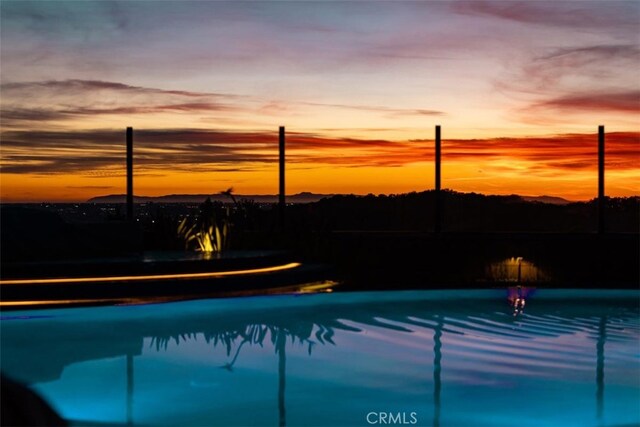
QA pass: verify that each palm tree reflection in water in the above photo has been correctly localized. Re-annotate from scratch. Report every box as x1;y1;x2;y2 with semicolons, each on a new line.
432;317;442;427
596;316;606;423
6;295;628;426
148;311;449;427
149;323;325;427
276;328;286;427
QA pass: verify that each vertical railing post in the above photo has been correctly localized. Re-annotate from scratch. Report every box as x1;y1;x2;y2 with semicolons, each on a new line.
126;353;134;425
126;127;133;221
279;126;286;232
598;125;605;234
432;317;443;427
596;316;606;421
277;329;287;427
435;125;442;233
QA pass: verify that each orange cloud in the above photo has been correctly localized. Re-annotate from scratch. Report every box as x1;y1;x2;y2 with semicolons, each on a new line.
1;129;638;202
2;129;638;172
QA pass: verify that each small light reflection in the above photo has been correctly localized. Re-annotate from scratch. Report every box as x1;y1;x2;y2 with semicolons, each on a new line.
507;286;534;316
296;281;338;294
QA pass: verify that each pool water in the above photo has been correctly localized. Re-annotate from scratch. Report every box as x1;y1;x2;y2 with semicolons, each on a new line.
1;290;639;427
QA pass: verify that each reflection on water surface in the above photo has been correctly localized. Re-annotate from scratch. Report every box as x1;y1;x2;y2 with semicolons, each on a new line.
1;290;638;427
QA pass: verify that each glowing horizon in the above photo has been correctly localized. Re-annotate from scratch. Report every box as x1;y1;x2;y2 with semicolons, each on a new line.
1;129;639;203
1;1;638;202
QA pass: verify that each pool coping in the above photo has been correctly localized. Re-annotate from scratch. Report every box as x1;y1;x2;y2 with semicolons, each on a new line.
0;250;335;310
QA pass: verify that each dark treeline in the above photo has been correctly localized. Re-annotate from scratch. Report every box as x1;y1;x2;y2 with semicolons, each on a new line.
285;191;639;234
1;191;638;263
139;191;638;251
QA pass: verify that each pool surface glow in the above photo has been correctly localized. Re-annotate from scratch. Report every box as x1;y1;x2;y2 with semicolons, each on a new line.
1;289;638;427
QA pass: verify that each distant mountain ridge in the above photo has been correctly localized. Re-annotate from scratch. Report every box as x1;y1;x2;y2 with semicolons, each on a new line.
87;192;571;205
520;195;571;205
87;192;335;204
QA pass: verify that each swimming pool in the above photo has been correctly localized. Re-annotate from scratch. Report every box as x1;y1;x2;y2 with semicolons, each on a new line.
1;289;638;426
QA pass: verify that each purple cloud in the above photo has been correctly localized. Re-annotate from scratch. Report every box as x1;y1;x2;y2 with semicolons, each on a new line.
531;91;640;114
453;1;638;31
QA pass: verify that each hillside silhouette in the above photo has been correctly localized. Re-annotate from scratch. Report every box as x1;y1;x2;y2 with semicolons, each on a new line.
282;191;638;233
87;192;335;204
1;191;637;263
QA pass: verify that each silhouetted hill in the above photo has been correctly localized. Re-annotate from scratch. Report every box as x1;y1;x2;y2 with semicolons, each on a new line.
520;195;570;205
73;191;639;233
2;191;637;267
283;191;638;233
88;192;571;205
87;192;334;204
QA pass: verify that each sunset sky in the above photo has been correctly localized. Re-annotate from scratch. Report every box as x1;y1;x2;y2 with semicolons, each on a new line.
1;1;638;202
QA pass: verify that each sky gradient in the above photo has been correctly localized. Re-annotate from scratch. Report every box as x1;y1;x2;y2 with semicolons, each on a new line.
1;1;639;202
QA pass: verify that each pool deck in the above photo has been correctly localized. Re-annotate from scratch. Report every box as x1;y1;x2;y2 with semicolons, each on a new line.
2;231;638;310
295;231;640;289
0;250;334;310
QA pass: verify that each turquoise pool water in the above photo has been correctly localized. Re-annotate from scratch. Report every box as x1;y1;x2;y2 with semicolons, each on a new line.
1;290;639;427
